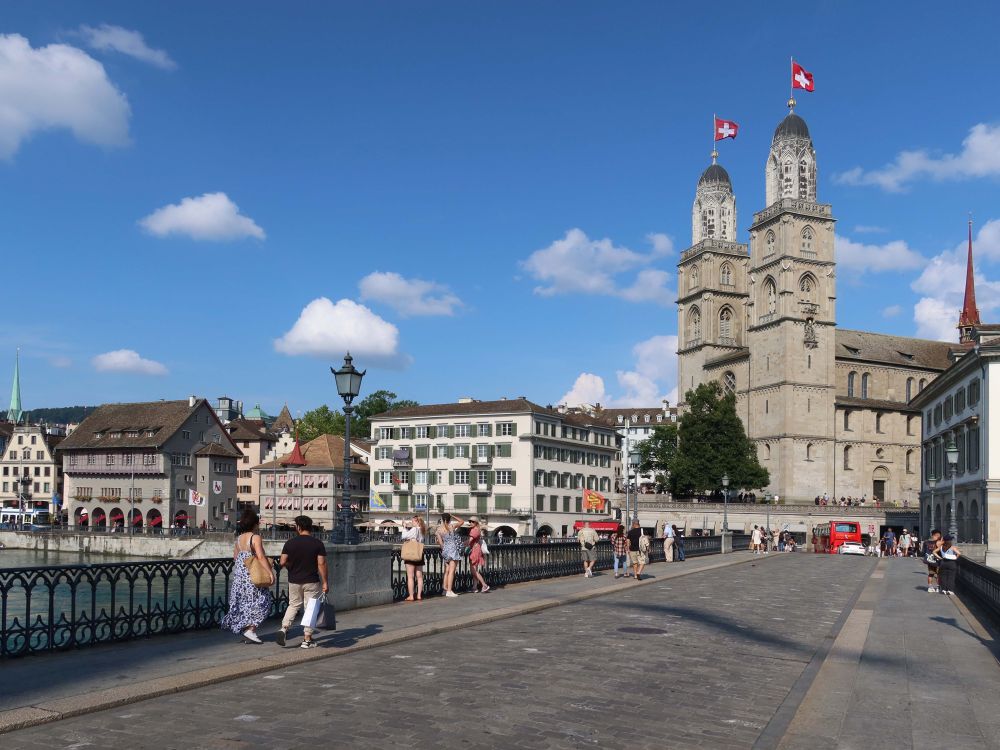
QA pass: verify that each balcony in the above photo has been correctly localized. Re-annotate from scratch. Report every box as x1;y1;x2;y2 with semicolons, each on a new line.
470;485;492;495
391;448;412;468
718;336;737;347
471;454;492;467
392;482;411;494
757;313;777;325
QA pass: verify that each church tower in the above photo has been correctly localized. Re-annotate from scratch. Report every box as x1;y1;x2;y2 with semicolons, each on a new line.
744;101;837;500
677;151;750;408
958;218;981;344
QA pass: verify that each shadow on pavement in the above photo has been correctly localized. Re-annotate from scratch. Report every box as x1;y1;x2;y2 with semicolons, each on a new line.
317;623;383;648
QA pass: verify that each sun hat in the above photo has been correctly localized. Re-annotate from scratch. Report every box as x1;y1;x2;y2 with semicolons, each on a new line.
468;515;480;525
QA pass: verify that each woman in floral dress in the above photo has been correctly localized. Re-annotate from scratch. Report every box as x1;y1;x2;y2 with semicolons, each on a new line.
221;510;274;643
435;512;465;598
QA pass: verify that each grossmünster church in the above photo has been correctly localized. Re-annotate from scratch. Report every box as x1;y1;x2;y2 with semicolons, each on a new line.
676;103;955;505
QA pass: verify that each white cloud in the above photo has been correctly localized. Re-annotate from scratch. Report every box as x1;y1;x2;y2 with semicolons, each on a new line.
836;123;1000;191
911;219;1000;341
78;24;176;70
49;355;73;368
853;225;887;234
274;298;407;366
0;33;130;158
836;235;926;274
358;272;461;317
560;334;678;408
520;228;673;304
92;349;167;375
139;192;265;241
881;305;902;318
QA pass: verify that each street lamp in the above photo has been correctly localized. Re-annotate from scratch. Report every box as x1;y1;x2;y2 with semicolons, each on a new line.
926;474;937;539
721;474;730;534
628;450;641;523
331;353;365;545
945;438;959;540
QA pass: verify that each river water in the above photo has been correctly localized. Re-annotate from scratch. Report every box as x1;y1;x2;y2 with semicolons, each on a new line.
0;549;145;569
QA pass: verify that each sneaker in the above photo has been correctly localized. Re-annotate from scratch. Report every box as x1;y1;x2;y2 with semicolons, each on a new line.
445;591;459;598
276;629;286;647
242;629;262;644
480;585;491;593
300;640;318;649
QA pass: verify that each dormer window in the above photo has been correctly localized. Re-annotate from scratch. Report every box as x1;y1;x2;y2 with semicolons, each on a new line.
844;346;860;357
94;432;104;440
145;429;157;437
617;415;623;423
110;431;122;439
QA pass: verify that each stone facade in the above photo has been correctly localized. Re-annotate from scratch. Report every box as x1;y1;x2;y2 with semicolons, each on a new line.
677;110;954;505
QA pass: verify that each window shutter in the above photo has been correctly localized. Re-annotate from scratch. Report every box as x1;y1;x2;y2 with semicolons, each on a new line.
428;426;436;439
510;423;517;436
465;444;471;458
470;473;477;490
488;470;495;485
448;426;455;439
448;471;454;485
448;446;455;459
510;470;516;486
415;445;428;459
484;424;492;437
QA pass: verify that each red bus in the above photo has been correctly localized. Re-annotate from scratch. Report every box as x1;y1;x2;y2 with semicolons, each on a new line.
812;520;863;553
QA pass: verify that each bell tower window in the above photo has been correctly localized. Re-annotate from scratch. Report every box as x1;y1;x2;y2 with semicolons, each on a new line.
782;159;794;196
702;208;716;238
689;265;700;291
719;307;733;339
764;279;777;315
720;263;733;286
765;231;775;257
722;371;736;394
801;226;813;254
687;307;702;344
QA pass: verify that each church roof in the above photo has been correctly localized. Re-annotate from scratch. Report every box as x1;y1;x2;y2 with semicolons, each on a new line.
773;113;810;142
835;329;955;371
698;163;731;188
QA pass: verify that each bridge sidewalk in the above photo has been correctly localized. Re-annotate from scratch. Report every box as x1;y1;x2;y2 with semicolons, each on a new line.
0;550;759;733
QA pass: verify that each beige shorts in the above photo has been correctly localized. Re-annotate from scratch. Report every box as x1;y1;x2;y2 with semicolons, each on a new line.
580;547;597;562
629;551;648;565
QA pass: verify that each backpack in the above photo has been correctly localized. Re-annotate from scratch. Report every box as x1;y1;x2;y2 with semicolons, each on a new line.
639;533;651;553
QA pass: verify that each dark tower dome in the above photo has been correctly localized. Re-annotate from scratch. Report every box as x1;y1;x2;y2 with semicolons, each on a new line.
698;163;732;187
772;113;810;142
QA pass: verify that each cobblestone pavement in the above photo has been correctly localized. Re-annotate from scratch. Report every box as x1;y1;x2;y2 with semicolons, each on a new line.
6;554;876;749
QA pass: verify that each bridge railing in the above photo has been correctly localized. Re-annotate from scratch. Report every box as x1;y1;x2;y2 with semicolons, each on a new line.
957;557;1000;623
630;500;916;517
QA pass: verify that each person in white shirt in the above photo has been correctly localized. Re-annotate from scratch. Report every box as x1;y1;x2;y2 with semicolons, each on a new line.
663;522;675;562
751;525;762;554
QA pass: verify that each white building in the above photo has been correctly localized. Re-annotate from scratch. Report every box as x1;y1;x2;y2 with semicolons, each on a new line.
368;398;618;539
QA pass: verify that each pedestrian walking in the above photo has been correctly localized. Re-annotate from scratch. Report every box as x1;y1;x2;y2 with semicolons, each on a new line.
899;529;912;558
882;528;896;558
673;525;686;561
577;520;599;578
935;535;962;596
275;515;328;649
436;512;465;597
751;525;762;554
221;510;274;644
467;516;490;593
663;521;675;562
627;520;649;580
923;529;942;592
401;515;426;602
611;524;629;578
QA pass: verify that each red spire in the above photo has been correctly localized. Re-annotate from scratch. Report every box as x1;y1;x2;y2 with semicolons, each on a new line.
958;217;981;343
282;429;307;467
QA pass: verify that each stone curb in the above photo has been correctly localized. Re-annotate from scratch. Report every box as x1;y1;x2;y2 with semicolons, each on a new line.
0;551;775;734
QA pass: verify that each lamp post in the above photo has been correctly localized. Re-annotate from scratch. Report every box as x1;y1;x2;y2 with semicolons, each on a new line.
628;450;641;523
926;474;937;540
332;353;365;545
946;438;959;540
721;474;730;534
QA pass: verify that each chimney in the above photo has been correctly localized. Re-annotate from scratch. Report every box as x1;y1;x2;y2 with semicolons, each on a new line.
189;395;197;407
457;397;473;404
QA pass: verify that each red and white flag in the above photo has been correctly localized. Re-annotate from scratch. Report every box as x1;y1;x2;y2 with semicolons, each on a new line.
791;60;814;92
714;117;739;141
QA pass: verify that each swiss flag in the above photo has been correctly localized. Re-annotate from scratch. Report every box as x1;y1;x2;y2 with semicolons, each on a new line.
714;117;739;141
792;61;814;92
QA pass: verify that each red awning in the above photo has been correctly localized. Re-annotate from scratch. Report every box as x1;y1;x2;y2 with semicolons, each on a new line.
149;515;163;527
109;509;124;522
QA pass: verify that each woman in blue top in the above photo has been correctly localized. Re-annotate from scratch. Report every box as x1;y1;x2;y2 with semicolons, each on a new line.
435;512;465;598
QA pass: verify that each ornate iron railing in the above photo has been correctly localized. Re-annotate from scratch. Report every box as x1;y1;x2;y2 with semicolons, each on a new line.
0;557;287;658
957;557;1000;623
390;535;749;601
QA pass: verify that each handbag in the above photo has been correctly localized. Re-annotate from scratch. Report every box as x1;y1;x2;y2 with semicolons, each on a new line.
481;538;490;556
302;594;337;631
401;539;425;563
242;535;271;587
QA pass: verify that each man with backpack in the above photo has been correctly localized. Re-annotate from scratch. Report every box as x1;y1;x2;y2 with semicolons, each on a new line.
627;520;650;580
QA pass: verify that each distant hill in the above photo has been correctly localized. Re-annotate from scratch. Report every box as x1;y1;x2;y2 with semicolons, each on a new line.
26;406;97;424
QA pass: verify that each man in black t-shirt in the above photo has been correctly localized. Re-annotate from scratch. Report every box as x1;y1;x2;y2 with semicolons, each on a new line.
277;515;328;649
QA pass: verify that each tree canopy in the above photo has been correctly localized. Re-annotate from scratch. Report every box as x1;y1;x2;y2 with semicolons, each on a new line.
297;390;418;442
639;382;768;496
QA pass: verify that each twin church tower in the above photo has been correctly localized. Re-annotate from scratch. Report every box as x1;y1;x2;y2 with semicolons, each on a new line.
675;105;947;504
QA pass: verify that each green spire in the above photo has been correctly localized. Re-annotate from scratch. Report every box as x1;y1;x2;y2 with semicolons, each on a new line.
7;350;22;424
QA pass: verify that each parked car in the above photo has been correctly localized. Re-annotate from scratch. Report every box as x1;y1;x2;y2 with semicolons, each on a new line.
838;541;866;556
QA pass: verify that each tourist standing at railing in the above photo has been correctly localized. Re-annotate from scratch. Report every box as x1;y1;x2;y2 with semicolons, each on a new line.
611;525;629;578
934;535;962;596
923;529;942;593
436;512;464;597
751;525;762;554
577;520;599;578
401;515;426;602
663;522;675;562
467;516;490;593
276;515;328;649
221;510;274;644
673;525;686;561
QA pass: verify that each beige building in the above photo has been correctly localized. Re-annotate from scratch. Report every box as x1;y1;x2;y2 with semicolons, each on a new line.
225;418;277;511
677;107;954;505
0;424;64;520
369;398;618;539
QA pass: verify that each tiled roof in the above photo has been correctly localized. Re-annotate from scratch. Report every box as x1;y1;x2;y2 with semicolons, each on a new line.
835;395;921;414
371;398;614;431
256;434;367;471
835;329;955;371
58;399;201;450
272;404;295;433
587;407;675;427
227;418;276;442
195;442;242;458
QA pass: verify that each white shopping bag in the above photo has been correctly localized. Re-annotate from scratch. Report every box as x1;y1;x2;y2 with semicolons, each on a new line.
301;594;323;630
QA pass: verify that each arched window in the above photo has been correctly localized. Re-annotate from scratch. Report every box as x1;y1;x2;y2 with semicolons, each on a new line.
689;265;700;290
801;226;814;253
719;307;733;339
765;231;776;256
843;446;852;470
843;409;852;430
702;208;716;238
722;371;736;394
762;443;771;460
687;307;702;343
798;159;810;199
906;449;914;473
861;372;871;399
919;378;927;392
847;371;857;397
798;273;817;303
782;159;794;196
764;278;777;315
720;263;733;286
875;412;883;433
806;443;813;460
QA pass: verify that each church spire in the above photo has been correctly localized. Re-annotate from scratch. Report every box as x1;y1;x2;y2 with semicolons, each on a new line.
7;349;22;424
958;216;981;343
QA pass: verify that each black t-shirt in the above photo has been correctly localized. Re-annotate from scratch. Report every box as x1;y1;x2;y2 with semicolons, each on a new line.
627;528;643;551
281;535;327;584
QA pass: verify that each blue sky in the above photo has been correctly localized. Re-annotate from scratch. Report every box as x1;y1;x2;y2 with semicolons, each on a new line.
2;1;999;416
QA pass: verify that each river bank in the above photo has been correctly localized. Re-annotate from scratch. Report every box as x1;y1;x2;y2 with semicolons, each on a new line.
0;531;287;560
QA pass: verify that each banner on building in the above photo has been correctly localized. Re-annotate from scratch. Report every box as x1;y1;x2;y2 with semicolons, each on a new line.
212;481;222;495
583;489;606;511
188;490;205;507
369;490;388;510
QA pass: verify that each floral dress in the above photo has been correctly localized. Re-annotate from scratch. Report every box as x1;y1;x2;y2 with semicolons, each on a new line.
468;527;485;569
221;535;273;634
439;525;464;562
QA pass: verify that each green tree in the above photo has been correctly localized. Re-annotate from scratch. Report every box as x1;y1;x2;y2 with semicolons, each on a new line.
638;423;679;492
296;391;419;442
671;382;768;496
